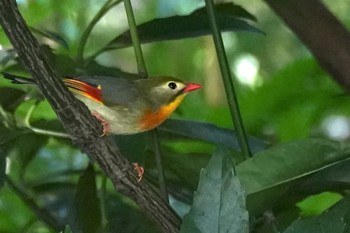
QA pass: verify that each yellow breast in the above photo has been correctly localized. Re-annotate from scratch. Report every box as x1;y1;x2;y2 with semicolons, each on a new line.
139;94;186;131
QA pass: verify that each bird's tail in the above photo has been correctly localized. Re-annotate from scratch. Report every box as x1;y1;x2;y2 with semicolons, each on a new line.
2;72;36;85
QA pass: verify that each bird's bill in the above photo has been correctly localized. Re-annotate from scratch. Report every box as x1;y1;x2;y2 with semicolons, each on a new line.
183;82;202;92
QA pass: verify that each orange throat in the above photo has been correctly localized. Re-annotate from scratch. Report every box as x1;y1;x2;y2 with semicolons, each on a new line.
139;94;186;131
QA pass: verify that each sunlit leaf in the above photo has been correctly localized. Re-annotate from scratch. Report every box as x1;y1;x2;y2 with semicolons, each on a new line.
296;192;343;217
181;148;249;233
106;3;262;50
284;195;350;233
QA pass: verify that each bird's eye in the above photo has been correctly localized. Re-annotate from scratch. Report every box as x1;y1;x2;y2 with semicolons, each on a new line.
168;82;177;90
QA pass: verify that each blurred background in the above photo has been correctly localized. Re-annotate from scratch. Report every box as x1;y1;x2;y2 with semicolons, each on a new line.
0;0;350;232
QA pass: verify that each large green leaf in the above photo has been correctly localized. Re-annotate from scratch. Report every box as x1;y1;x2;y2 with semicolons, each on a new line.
73;165;101;233
236;139;350;213
180;148;249;233
237;139;348;195
105;3;262;50
299;159;350;194
284;195;350;233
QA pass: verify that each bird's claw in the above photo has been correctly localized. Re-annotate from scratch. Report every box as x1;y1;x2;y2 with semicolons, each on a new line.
133;163;144;182
91;111;110;137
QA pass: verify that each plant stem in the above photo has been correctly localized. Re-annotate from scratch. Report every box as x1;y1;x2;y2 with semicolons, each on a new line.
100;176;108;229
24;101;70;138
122;0;168;201
76;0;121;66
123;0;148;78
204;0;252;159
152;129;169;202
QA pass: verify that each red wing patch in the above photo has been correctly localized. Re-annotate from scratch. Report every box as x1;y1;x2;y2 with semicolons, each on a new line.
63;78;103;104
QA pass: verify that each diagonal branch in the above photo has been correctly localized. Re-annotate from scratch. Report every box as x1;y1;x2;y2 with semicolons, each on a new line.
0;0;180;232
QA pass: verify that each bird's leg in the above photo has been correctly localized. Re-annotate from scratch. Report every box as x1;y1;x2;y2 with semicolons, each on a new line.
91;111;110;136
133;163;144;182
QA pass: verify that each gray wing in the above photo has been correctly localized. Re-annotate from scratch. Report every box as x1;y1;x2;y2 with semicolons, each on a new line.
75;76;138;107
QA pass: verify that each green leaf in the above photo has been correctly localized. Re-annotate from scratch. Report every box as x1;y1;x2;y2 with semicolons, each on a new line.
73;164;101;233
180;148;249;233
301;159;350;194
106;3;262;50
236;139;350;214
159;119;268;153
296;192;343;217
0;149;5;190
284;195;350;233
237;139;347;195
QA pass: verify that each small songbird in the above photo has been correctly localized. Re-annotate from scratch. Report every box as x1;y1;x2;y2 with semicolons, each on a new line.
2;73;201;135
3;73;201;181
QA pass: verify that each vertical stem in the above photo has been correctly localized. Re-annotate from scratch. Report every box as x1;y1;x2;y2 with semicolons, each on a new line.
123;0;148;78
122;0;167;201
100;176;108;229
152;129;169;202
204;0;252;159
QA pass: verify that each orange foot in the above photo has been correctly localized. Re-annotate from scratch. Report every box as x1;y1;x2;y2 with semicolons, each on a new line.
133;163;144;182
91;111;110;136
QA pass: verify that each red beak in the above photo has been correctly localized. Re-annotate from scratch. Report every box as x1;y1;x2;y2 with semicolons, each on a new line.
184;82;202;92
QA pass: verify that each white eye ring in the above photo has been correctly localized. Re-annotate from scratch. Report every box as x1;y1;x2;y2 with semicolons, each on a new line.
167;82;177;90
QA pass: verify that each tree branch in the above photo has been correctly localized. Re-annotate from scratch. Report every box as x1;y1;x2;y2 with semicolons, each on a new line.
264;0;350;90
0;1;180;232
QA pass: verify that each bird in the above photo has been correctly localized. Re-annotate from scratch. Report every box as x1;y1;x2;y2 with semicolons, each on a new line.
3;73;202;181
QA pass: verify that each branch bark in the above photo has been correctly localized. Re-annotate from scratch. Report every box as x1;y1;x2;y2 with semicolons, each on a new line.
264;0;350;90
0;1;180;232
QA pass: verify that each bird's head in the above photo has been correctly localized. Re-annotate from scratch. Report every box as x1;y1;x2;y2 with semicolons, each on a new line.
137;76;201;108
136;76;201;131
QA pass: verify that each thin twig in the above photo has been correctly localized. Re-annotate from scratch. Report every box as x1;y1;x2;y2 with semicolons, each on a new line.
100;176;108;229
123;0;148;78
24;101;70;139
204;0;252;159
152;129;169;202
122;0;168;201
